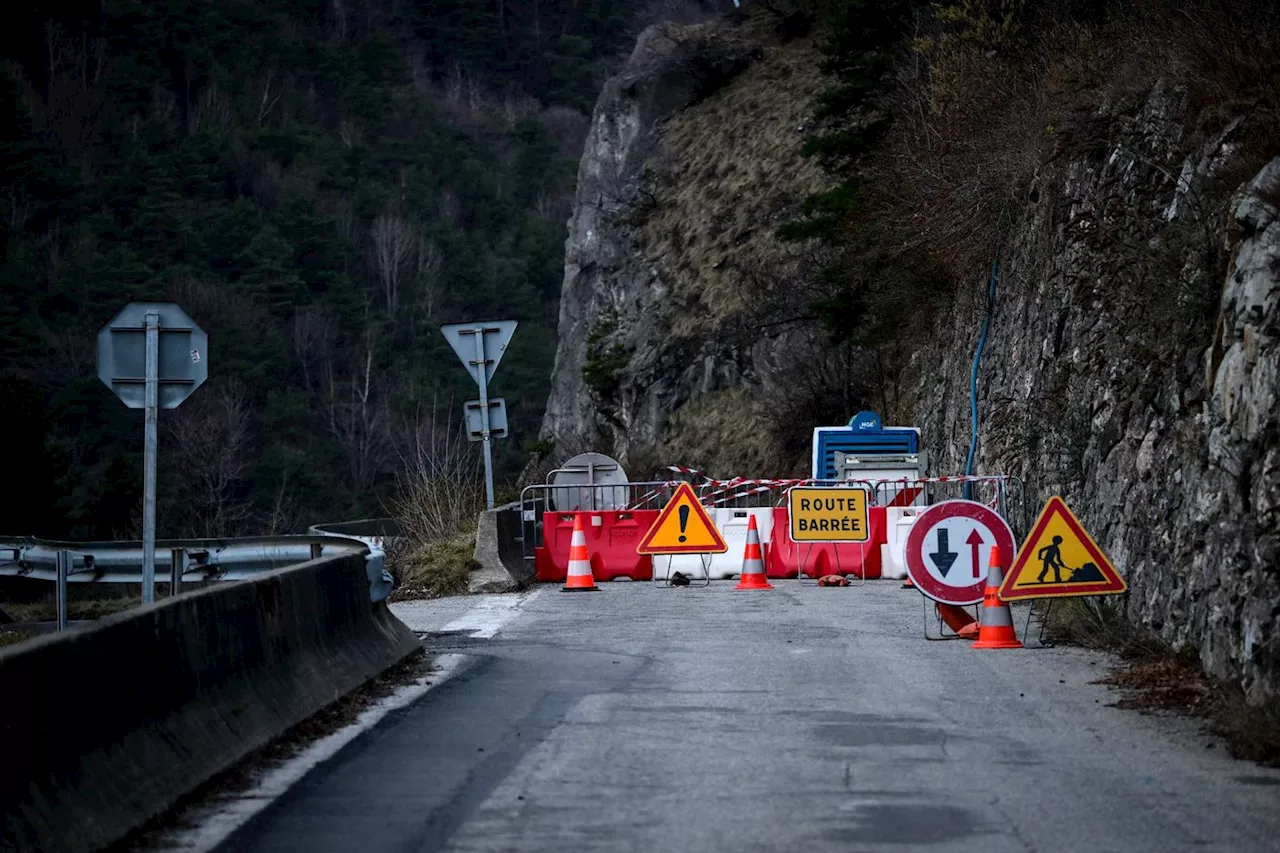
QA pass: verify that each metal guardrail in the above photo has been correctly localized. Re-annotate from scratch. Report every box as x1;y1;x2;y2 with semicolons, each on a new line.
306;518;403;550
0;535;369;583
0;534;396;612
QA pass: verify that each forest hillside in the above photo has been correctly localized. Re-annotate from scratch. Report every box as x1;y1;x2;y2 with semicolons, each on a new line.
0;0;727;539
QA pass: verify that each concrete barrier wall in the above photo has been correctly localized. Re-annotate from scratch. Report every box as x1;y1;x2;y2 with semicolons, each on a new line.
0;552;421;853
471;502;534;593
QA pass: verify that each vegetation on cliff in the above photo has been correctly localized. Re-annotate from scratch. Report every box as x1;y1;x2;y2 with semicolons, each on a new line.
788;0;1279;346
762;0;1280;450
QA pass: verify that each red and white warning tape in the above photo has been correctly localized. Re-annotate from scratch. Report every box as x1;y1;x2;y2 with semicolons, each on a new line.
628;468;1014;510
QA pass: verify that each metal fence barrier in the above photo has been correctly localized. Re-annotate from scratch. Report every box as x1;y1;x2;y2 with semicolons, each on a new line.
518;474;1027;570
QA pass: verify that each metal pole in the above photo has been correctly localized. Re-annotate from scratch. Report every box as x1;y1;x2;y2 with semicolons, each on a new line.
56;550;69;631
142;310;159;604
169;548;184;597
473;328;496;510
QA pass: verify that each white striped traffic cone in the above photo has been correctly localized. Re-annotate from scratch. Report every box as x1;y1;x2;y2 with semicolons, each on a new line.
972;545;1022;649
734;515;773;590
562;514;599;591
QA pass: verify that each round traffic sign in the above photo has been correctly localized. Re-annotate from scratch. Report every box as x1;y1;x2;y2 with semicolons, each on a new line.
905;500;1015;606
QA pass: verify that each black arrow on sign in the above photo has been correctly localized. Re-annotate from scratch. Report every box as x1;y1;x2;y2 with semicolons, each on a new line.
930;528;959;577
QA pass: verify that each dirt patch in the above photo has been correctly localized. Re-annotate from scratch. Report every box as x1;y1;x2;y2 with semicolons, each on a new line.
1049;598;1280;767
114;648;433;851
1098;655;1280;767
1096;655;1216;716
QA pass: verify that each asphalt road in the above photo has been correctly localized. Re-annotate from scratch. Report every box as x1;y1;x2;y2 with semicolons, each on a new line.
218;583;1280;853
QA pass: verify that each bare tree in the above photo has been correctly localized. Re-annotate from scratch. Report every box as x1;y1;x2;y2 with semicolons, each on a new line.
338;117;363;149
263;470;300;535
324;323;388;496
391;405;483;544
369;210;417;318
444;62;466;108
438;188;460;226
254;66;281;125
189;81;234;135
164;382;253;537
501;85;537;127
331;0;348;40
292;304;338;396
3;184;32;231
27;22;108;165
414;236;444;324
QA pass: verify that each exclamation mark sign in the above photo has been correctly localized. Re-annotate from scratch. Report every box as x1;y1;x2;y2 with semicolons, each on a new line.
678;505;690;543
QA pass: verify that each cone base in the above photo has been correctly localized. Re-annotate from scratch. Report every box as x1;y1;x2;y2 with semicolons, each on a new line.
562;585;600;591
734;577;774;590
972;630;1023;649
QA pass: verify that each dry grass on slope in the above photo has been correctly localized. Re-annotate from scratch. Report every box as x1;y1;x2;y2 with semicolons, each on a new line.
656;388;792;478
388;529;478;601
638;31;830;337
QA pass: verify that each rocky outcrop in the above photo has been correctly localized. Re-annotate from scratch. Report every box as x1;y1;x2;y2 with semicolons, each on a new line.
541;24;759;456
919;79;1279;703
540;21;828;474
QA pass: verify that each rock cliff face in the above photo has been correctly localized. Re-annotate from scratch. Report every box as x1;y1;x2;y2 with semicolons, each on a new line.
921;129;1280;704
542;23;1280;703
541;20;829;475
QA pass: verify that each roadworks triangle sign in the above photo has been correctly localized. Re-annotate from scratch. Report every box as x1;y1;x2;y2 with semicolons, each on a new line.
999;496;1126;601
637;482;728;555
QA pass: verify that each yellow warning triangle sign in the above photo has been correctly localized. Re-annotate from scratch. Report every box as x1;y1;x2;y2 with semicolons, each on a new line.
1000;497;1126;601
636;482;728;555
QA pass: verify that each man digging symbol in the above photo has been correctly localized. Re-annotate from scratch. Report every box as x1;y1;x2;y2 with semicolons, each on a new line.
1034;535;1107;583
1036;535;1070;584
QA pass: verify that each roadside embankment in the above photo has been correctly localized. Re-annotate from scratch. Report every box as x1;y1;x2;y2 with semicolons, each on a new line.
0;552;421;853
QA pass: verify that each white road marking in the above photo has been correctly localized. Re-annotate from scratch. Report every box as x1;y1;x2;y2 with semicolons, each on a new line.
154;654;469;852
440;589;540;638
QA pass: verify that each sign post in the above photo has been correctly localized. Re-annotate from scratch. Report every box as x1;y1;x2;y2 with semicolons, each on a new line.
440;320;518;510
142;309;159;604
98;302;207;604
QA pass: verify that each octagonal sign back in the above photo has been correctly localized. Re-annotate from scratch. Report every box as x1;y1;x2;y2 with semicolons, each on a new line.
97;302;208;409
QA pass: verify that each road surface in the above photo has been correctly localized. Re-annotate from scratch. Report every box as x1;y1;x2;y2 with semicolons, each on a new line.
217;583;1280;852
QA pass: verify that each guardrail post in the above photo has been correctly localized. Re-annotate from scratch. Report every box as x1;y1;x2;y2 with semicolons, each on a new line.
310;542;323;561
56;550;69;631
170;548;184;597
365;549;394;604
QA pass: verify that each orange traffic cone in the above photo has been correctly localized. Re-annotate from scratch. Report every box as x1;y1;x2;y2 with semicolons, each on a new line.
734;515;773;590
937;603;980;639
562;514;599;592
972;545;1023;649
902;575;915;590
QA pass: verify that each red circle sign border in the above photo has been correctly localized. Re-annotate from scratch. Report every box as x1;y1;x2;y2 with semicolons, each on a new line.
905;500;1016;606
